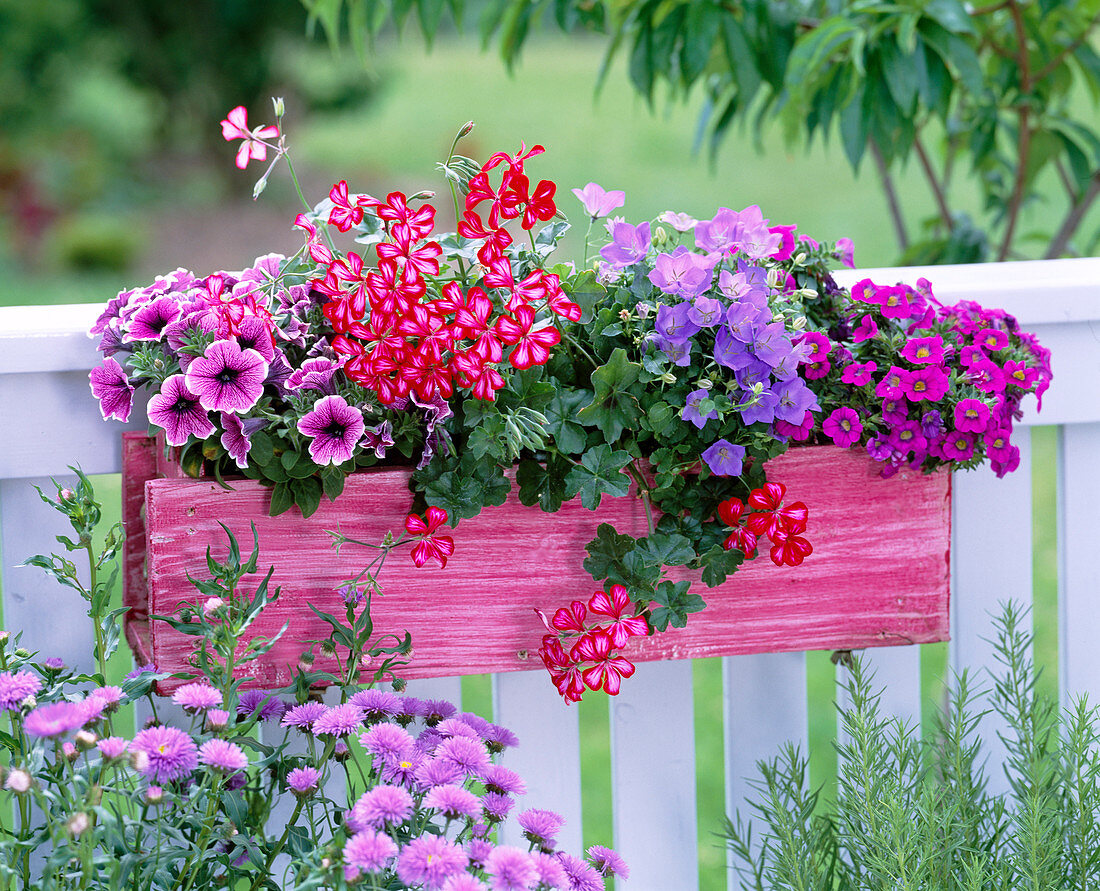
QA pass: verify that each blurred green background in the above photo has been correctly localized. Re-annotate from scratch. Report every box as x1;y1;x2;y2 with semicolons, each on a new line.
0;5;1062;889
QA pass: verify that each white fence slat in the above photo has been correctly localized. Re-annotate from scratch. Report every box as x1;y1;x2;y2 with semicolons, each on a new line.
723;653;808;841
1059;422;1100;705
950;427;1033;794
492;670;583;854
838;644;923;731
610;658;698;890
0;475;96;673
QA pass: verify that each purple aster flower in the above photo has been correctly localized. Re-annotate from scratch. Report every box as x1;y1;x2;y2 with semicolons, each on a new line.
147;374;215;446
424;783;482;820
701;439;746;476
437;717;481;740
280;701;327;732
587;845;629;879
219;413;266;469
287;766;321;796
394;696;425;725
41;657;63;671
532;852;568;888
297;395;365;466
518;808;566;847
311;703;364;737
23;702;86;738
442;874;487;891
415;755;465;789
483;723;519;751
423;699;459;726
598;220;650;268
0;670;42;710
205;709;229;731
184;339;268;414
131;725;198;783
96;736;129;760
467;837;495;868
349;784;414;830
396;835;469;890
126;295;182;342
89;357;135;422
198;738;248;774
681;389;718;430
360;723;415;760
437;736;491;778
486;846;538;891
171;681;222;713
125;663;156;681
237;690;286;722
482;765;526;796
571;183;625;219
344;828;398;874
380;749;425;787
349;689;401;721
482;791;516;822
559;853;605;891
823;408;863;448
458;712;491;736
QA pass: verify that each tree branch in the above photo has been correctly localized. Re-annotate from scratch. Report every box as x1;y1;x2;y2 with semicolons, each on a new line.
914;136;954;231
1034;11;1100;83
869;140;909;252
998;1;1033;261
1044;173;1100;259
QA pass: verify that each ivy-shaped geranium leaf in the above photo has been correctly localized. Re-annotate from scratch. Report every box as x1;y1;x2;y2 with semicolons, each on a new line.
649;580;707;632
544;387;591;455
576;348;644;443
621;549;664;588
516;456;571;513
564;444;633;510
425;458;511;520
632;532;697;568
467;416;509;461
698;544;747;587
562;269;606;324
583;523;637;583
644;400;679;437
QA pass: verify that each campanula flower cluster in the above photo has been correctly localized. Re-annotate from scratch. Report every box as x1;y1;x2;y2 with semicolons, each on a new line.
88;105;1051;705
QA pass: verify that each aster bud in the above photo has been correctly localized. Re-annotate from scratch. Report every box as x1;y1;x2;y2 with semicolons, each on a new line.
74;730;97;751
298;651;315;670
67;812;90;837
59;488;74;501
145;785;164;805
319;639;337;657
62;742;79;763
0;631;9;644
21;695;36;710
203;597;226;615
130;750;150;774
15;648;30;658
333;741;350;762
4;769;32;794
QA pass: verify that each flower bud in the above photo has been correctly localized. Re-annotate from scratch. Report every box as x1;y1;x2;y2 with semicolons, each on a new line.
333;740;350;762
409;190;435;202
660;372;677;384
793;251;808;265
696;379;713;391
4;769;32;794
21;695;36;710
203;597;226;616
67;812;90;837
272;96;285;118
59;488;74;501
75;730;97;751
298;651;316;670
15;648;30;658
459;120;475;137
0;631;9;644
62;742;79;763
653;226;668;246
130;750;150;774
319;639;337;657
206;709;229;732
145;785;164;805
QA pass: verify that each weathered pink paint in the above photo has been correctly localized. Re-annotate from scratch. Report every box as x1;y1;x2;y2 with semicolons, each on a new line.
122;433;951;692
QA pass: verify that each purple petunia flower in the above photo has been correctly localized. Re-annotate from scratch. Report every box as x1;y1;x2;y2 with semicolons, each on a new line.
297;395;366;466
572;183;625;219
237;689;286;722
219;412;264;469
126;296;182;342
311;703;364;737
396;835;469;889
131;725;199;783
234;314;276;363
198;738;248;774
598;220;651;268
280;701;327;732
172;682;222;713
287;766;321;796
485;846;538;891
344;828;398;875
184;339;268;414
0;670;42;711
89;357;135;423
286;356;341;393
23;702;86;738
702;439;746;477
147;374;215;446
424;783;482;820
587;845;629;879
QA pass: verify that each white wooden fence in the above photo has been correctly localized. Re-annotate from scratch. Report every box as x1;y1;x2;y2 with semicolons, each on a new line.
1;257;1098;889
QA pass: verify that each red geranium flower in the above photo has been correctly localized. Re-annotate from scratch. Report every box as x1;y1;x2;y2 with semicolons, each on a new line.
405;507;454;569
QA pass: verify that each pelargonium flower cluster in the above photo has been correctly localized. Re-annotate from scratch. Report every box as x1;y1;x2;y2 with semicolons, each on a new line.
537;585;648;702
718;482;812;567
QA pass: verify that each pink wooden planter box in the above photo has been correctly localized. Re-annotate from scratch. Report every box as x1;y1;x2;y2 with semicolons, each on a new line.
121;432;951;693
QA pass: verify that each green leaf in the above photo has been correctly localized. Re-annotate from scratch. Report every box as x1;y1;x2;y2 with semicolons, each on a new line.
544;388;591;454
269;482;294;517
838;82;868;169
699;545;746;587
680;2;721;83
649;580;707;631
919;20;983;95
923;0;975;35
583;523;637;583
562;270;606;324
248;432;274;467
632;533;696;568
564;445;633;511
721;14;762;106
516;456;571;513
576;348;644;442
321;466;346;502
879;39;917;111
290;478;323;518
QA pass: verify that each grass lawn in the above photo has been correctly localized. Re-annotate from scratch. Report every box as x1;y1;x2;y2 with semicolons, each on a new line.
0;31;1065;890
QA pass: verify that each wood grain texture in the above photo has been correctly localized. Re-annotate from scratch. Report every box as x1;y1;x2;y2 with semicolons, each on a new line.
124;439;951;691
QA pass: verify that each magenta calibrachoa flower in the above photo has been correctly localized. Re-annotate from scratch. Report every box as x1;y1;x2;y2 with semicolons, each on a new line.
296;394;366;466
